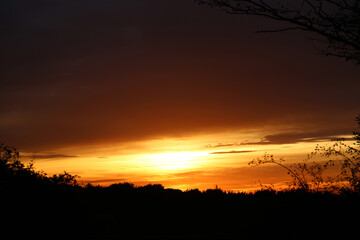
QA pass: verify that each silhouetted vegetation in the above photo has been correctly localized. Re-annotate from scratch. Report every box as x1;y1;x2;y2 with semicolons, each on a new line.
0;144;79;189
1;143;359;239
197;0;360;64
249;116;360;193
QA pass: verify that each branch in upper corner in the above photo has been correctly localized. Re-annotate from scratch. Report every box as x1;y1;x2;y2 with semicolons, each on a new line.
195;0;360;65
255;27;308;33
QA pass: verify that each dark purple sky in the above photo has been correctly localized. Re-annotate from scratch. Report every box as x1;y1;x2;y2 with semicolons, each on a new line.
1;0;359;152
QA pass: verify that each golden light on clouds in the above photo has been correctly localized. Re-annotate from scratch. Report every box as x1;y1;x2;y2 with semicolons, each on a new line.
21;129;353;191
2;0;360;194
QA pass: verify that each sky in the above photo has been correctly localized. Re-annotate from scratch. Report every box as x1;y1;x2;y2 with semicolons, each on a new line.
1;0;360;191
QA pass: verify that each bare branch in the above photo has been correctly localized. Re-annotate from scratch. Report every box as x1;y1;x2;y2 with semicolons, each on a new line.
196;0;360;64
255;26;307;33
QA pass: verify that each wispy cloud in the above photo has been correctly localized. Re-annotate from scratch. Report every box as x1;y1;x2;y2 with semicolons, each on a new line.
85;178;127;185
24;154;78;159
205;130;354;149
210;150;255;154
203;143;242;148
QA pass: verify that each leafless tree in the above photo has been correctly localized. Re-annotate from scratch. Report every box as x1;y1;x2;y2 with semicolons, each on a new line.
196;0;360;64
248;153;331;190
249;116;360;192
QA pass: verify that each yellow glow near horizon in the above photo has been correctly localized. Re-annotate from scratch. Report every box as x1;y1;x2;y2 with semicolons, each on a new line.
23;131;354;191
137;151;209;171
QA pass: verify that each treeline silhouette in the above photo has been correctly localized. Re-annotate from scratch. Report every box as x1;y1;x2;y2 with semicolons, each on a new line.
1;144;360;239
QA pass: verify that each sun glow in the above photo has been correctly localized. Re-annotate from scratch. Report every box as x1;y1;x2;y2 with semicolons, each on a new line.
26;131;346;191
138;151;209;171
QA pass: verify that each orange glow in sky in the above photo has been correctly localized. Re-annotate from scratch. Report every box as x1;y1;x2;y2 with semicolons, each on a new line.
2;0;360;193
22;130;351;191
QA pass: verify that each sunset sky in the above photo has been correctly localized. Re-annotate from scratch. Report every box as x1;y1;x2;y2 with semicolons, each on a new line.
1;0;359;191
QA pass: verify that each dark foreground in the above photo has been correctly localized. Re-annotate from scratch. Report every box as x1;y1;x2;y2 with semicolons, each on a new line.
2;181;360;239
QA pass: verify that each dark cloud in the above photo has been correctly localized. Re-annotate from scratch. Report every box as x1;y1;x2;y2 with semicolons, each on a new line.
204;143;239;148
205;130;355;148
210;150;255;154
1;0;359;151
85;178;127;185
248;130;354;145
24;154;78;159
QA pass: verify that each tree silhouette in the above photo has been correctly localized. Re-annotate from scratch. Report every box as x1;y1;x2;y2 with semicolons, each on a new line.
313;139;360;192
249;116;360;192
1;146;360;238
248;153;331;190
196;0;360;64
0;143;79;188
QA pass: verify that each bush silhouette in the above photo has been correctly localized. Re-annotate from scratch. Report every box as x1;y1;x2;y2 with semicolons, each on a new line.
249;116;360;193
1;142;360;238
0;143;80;192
